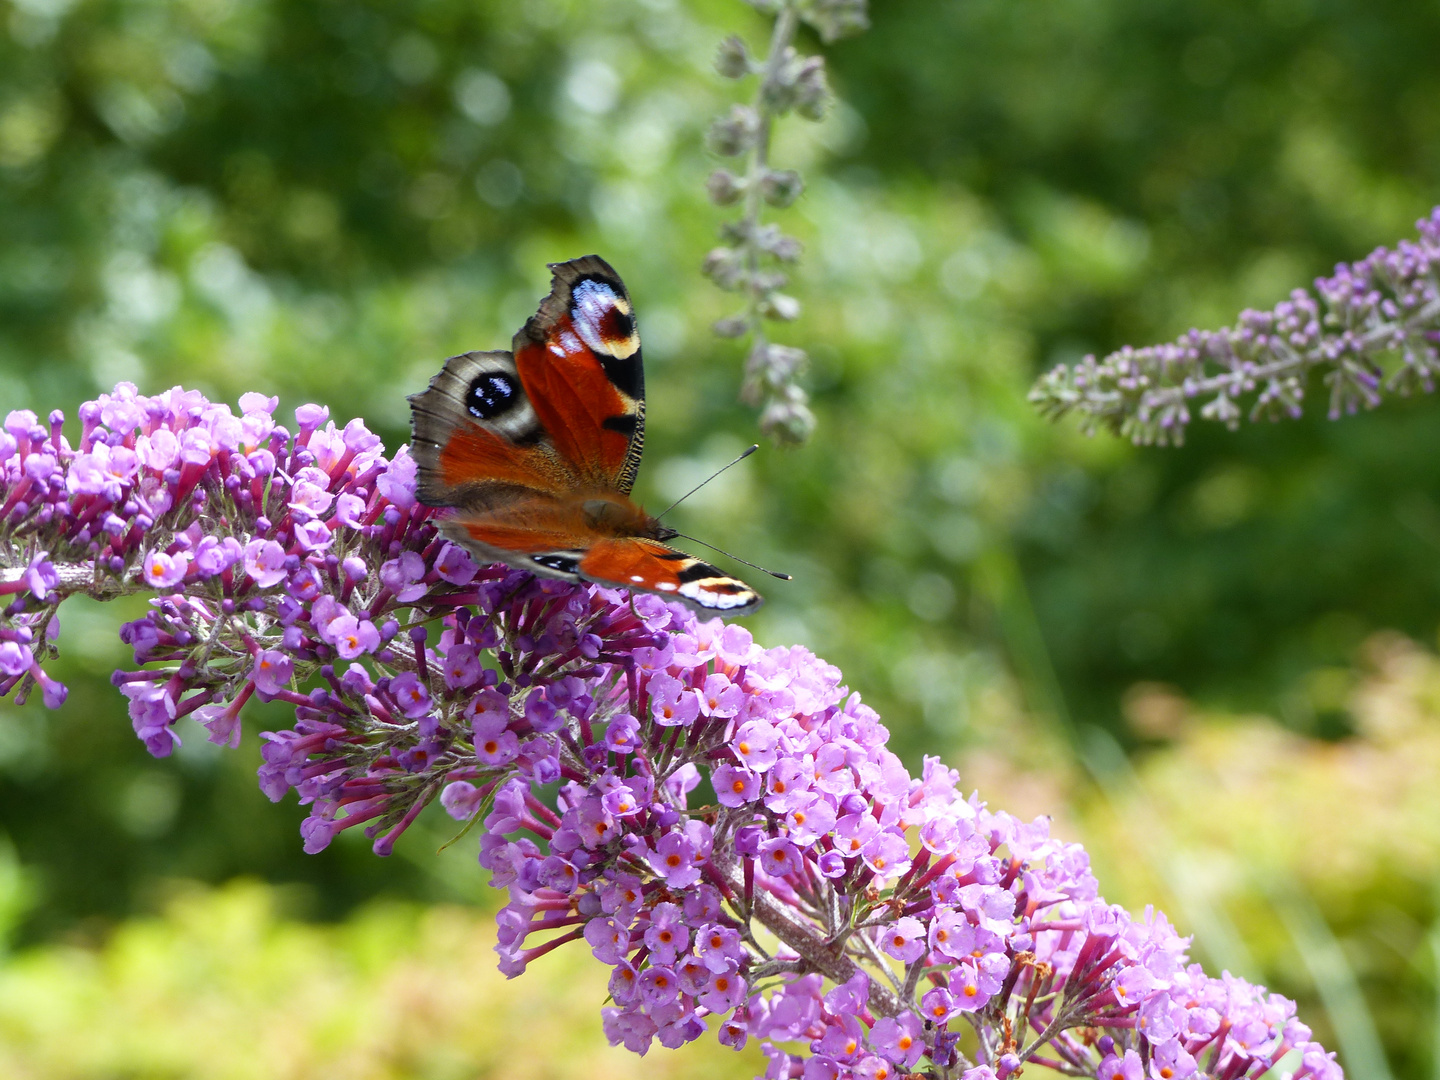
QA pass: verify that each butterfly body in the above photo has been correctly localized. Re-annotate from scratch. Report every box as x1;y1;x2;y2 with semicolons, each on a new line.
408;256;761;614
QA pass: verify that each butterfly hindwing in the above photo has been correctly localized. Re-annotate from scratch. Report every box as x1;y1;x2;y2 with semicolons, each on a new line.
578;538;762;614
512;256;646;494
408;350;579;508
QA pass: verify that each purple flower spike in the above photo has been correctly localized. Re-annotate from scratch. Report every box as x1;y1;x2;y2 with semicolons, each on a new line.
1033;206;1440;444
0;382;1341;1080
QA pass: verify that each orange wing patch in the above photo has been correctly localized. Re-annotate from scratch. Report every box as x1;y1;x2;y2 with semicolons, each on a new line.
513;257;645;494
435;423;560;493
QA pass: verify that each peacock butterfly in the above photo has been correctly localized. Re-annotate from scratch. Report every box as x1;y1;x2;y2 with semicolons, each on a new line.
408;255;763;614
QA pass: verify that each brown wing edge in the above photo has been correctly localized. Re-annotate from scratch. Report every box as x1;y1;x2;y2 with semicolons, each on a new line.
409;349;512;507
517;255;628;346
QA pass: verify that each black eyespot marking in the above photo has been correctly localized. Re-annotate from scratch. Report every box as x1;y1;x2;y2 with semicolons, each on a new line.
602;305;635;341
602;414;638;435
531;553;580;574
466;372;520;420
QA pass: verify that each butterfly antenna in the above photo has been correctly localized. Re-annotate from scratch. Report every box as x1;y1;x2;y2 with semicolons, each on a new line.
655;444;760;520
671;532;792;580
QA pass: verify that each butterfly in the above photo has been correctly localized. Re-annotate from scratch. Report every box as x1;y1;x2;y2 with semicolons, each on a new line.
408;255;763;614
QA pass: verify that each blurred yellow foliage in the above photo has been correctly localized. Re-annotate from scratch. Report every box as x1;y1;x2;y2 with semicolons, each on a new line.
1084;632;1440;907
0;882;762;1080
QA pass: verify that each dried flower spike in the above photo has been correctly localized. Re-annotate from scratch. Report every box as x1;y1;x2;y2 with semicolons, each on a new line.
704;0;867;443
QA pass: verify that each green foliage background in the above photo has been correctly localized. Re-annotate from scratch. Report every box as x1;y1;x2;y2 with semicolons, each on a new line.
1;0;1438;1075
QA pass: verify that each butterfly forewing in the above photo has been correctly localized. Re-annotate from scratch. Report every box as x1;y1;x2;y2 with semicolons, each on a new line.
512;256;646;494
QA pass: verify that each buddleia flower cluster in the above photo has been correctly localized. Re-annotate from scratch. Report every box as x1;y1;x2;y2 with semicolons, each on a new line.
1;381;1342;1080
1029;206;1440;446
704;0;868;444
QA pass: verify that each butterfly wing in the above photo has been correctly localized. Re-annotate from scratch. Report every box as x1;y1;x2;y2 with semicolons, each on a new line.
579;537;762;614
512;255;646;494
408;349;581;510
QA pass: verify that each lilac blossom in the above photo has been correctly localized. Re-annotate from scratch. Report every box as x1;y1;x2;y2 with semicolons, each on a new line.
0;381;1342;1080
1031;206;1440;445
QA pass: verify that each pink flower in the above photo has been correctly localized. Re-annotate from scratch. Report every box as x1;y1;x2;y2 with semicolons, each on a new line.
141;549;190;588
243;539;287;587
648;673;699;727
376;445;417;508
870;1014;925;1068
713;763;760;807
136;428;180;470
389;672;432;718
441;781;483;820
252;650;293;697
434;542;478;585
379;551;428;603
328;615;380;659
880;916;927;963
334;492;366;528
293;518;333;552
475;728;519;767
441;644;483;688
0;642;32;677
699;966;747;1013
759;835;802;878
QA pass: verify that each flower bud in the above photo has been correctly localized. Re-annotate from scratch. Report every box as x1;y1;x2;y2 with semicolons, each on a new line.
801;0;871;43
703;247;748;291
746;342;808;389
752;269;790;292
756;226;803;262
794;57;831;121
760;385;816;444
715;35;753;79
758;169;803;208
707;105;761;157
713;314;752;338
706;169;747;206
742;342;809;405
760;293;801;322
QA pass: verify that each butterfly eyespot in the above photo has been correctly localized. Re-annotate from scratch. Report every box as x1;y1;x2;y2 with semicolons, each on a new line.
602;305;634;341
465;372;520;420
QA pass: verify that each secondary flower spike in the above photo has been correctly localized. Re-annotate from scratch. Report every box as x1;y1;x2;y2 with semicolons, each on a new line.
0;382;1342;1080
1030;206;1440;445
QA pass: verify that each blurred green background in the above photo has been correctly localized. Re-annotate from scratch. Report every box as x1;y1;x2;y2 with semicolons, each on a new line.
2;0;1439;1075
